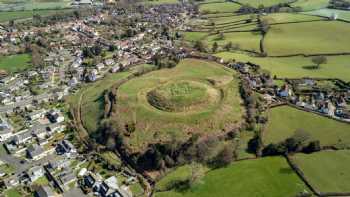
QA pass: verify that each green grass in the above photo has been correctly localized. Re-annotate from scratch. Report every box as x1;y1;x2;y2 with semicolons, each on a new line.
0;163;15;175
216;52;350;82
263;106;350;146
293;150;350;193
236;0;292;8
182;32;209;42
80;64;155;133
0;0;72;11
261;13;323;24
4;188;21;197
199;2;241;14
101;151;122;167
142;0;179;4
115;58;243;153
0;9;72;22
237;131;256;160
0;54;31;73
264;21;350;56
33;176;49;186
291;0;329;11
155;157;310;197
304;8;350;22
206;32;262;52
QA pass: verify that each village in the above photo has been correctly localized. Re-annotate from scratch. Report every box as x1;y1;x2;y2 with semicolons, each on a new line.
0;0;349;197
0;2;186;197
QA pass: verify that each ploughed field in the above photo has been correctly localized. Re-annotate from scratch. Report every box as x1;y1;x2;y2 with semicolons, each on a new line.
113;58;244;153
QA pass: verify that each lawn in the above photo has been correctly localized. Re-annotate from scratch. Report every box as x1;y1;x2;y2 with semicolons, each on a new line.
199;2;241;14
80;64;155;134
292;150;350;193
215;52;350;82
4;188;21;197
154;157;310;197
115;58;244;153
0;0;72;11
263;106;350;146
264;21;350;56
291;0;329;11
304;8;350;22
182;32;209;42
0;54;31;73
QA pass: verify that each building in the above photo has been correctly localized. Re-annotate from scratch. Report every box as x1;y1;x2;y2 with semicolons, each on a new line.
59;171;76;187
14;131;32;145
35;185;56;197
28;166;44;182
28;109;47;121
27;144;46;160
100;176;120;197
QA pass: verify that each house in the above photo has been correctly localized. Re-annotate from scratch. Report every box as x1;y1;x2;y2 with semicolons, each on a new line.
96;63;105;71
110;65;120;73
47;124;66;134
27;166;44;182
0;129;12;142
27;144;46;160
35;185;56;197
99;176;120;197
57;140;76;156
33;128;47;139
14;131;32;145
84;174;96;188
68;77;79;87
47;110;65;123
59;171;76;186
104;59;115;66
28;109;47;121
88;69;98;82
48;159;70;170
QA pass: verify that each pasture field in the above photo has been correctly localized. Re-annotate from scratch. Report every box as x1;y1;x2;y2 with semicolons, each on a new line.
115;58;243;153
293;150;350;193
291;0;329;11
236;0;292;8
199;2;241;14
215;52;350;82
154;157;309;197
0;0;72;11
0;54;31;73
264;21;350;56
206;32;261;52
263;106;350;146
0;9;73;22
182;32;209;42
70;64;155;134
261;13;323;24
143;0;179;5
304;8;350;22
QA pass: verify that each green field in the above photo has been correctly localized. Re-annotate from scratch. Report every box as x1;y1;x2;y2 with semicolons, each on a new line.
73;64;155;134
0;9;73;22
264;21;350;56
115;58;243;153
291;0;329;11
142;0;179;5
0;0;72;11
304;8;350;22
263;106;350;146
261;13;323;24
215;52;350;82
0;54;32;73
4;188;21;197
182;32;209;42
293;150;350;193
236;0;292;7
155;157;309;197
206;32;261;52
199;2;241;14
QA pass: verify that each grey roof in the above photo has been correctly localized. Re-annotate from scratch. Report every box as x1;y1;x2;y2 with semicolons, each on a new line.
36;185;55;197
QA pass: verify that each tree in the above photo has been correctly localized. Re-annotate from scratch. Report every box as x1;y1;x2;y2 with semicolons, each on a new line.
303;140;321;153
212;42;218;53
224;41;233;51
218;32;224;40
311;56;327;69
213;145;234;167
194;40;205;52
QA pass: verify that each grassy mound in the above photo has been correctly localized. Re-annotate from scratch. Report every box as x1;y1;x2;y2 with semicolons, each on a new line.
114;58;243;153
147;81;212;112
